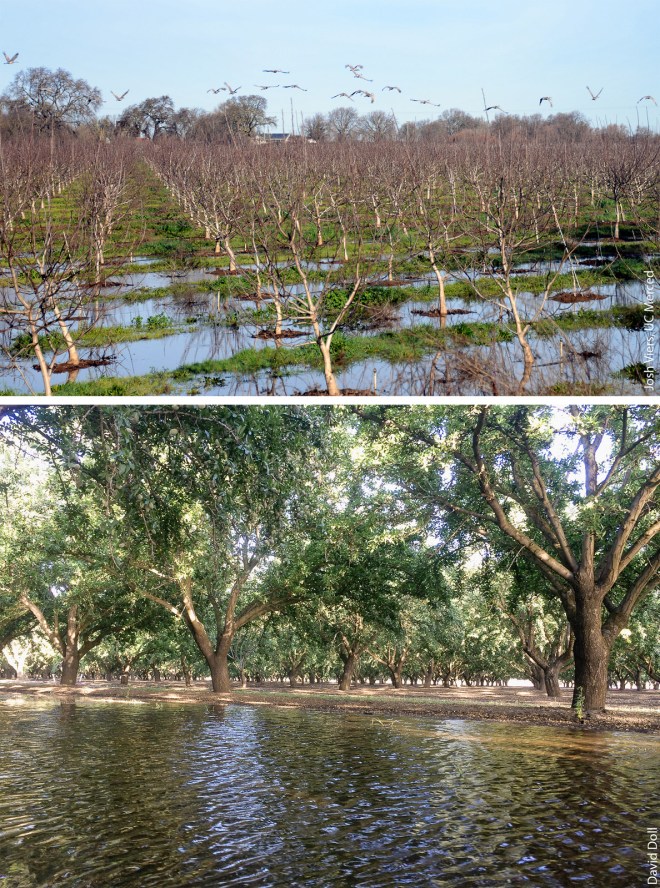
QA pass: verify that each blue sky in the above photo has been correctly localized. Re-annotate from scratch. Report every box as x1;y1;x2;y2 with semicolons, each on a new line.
1;0;657;129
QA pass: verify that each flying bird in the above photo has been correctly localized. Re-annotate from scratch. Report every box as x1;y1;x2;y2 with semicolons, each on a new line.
485;105;507;113
638;95;658;105
222;83;241;94
352;71;373;82
345;64;363;72
382;85;402;93
3;52;18;64
283;84;307;90
111;90;129;101
586;86;603;100
411;98;441;107
351;90;375;103
332;92;354;101
254;84;280;90
539;96;553;107
263;68;289;74
207;87;223;94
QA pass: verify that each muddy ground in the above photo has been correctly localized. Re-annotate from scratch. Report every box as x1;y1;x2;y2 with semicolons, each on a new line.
1;680;658;734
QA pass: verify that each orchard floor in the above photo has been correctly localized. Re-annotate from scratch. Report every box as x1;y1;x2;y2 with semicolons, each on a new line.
1;679;658;734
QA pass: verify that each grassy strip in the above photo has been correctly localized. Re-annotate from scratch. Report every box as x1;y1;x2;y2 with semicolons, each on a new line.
11;319;189;356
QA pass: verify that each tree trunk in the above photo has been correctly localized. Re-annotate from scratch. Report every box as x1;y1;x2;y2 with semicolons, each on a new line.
339;653;357;691
181;655;192;687
571;601;610;713
528;661;546;692
224;236;237;272
207;632;233;693
60;650;80;687
388;664;403;689
544;663;562;698
430;257;447;317
319;339;341;396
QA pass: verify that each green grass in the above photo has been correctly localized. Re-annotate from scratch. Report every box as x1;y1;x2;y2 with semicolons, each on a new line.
11;318;187;356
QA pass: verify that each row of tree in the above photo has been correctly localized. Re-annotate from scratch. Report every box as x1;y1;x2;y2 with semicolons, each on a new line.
0;138;140;393
1;129;658;394
1;405;658;714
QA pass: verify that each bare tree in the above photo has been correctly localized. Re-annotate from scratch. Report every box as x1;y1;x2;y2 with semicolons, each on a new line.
1;67;102;134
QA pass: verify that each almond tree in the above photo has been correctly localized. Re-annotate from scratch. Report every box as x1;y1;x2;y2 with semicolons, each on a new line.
257;147;370;395
77;141;138;285
0;434;135;686
152;142;248;266
484;559;574;697
10;406;333;694
0;136;94;392
596;133;659;239
404;143;463;318
455;142;579;392
370;404;660;714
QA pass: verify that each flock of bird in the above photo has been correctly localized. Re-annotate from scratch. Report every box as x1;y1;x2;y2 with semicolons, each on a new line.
239;63;446;108
200;64;658;114
2;50;658;112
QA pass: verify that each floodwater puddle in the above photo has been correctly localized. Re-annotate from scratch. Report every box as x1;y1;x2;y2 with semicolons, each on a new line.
0;265;651;395
0;702;655;886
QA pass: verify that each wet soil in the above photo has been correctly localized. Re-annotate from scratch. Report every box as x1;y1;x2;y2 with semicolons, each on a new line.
412;307;475;317
253;329;307;340
298;387;377;396
33;356;117;373
3;681;657;733
551;291;608;303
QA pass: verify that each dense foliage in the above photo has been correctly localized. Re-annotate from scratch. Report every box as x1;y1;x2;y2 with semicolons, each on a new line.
1;405;658;712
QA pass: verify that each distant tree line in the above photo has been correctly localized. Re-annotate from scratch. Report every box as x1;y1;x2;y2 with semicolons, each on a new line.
0;66;647;144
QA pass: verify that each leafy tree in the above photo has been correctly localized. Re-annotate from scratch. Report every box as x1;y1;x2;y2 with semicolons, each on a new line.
361;404;660;713
7;406;331;693
609;591;660;688
477;557;573;696
0;437;139;685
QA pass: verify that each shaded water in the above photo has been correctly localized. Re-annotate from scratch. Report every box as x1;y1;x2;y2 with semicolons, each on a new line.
0;701;656;886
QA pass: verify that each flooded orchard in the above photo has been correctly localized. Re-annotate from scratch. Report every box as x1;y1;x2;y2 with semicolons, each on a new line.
0;700;656;886
1;137;657;396
1;266;653;396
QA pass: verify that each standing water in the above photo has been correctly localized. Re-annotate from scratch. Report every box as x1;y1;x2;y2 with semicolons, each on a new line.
0;701;656;886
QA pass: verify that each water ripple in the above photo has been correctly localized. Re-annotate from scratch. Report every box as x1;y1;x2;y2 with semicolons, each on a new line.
0;702;656;886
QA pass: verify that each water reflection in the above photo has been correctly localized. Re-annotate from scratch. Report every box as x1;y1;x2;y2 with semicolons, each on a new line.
0;274;651;395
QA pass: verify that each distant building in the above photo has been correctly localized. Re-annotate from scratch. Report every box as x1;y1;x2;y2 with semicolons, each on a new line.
254;132;316;144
